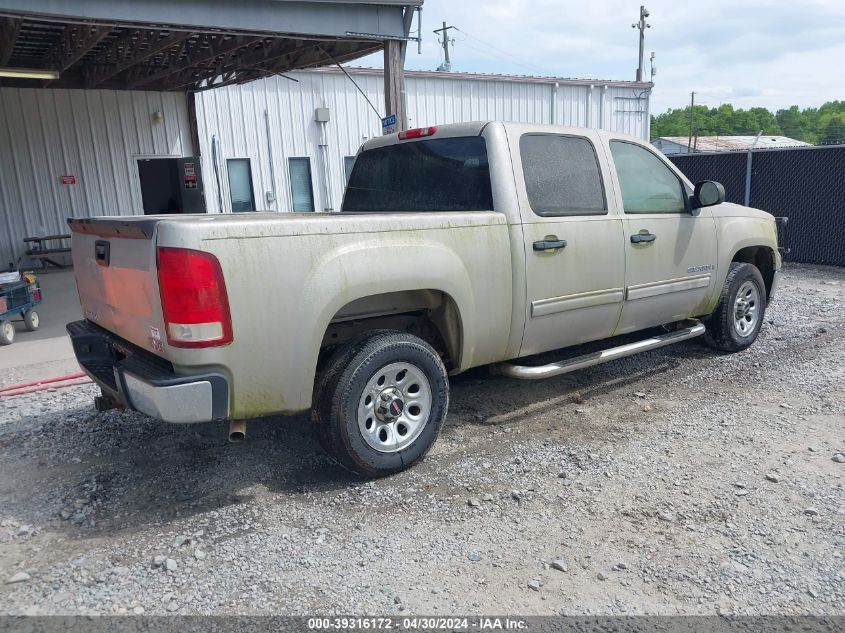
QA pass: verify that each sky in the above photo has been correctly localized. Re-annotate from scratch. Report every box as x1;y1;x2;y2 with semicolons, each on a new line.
351;0;845;114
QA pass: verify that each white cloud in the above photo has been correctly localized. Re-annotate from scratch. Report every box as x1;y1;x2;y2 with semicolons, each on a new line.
352;0;845;113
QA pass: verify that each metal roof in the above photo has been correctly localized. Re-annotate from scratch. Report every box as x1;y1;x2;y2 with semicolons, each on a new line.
654;135;810;152
0;1;416;91
325;65;654;89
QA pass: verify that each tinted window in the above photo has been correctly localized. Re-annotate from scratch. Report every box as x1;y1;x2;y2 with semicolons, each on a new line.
342;137;493;212
520;134;606;216
609;141;687;214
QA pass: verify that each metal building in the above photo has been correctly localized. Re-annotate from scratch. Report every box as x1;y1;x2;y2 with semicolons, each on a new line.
195;67;653;213
0;0;420;269
0;1;652;267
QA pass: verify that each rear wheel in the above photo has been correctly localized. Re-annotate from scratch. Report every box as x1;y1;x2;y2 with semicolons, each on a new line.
0;320;14;345
704;262;766;352
312;330;449;478
23;309;39;332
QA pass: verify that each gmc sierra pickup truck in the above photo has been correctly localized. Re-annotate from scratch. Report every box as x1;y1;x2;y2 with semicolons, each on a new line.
67;121;781;477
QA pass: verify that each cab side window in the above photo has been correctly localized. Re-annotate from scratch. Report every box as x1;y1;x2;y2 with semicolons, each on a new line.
609;141;687;214
520;134;606;216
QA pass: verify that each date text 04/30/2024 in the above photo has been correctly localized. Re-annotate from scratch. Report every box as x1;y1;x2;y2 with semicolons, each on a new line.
307;617;528;630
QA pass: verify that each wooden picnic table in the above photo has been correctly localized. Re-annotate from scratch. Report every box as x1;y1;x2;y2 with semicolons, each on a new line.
24;234;72;269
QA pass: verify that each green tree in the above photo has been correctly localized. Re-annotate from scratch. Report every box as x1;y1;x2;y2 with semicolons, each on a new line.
651;100;845;145
776;106;807;141
819;112;845;145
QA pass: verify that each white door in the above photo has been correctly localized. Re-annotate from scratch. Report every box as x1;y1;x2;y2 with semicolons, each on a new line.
606;139;718;334
511;129;626;357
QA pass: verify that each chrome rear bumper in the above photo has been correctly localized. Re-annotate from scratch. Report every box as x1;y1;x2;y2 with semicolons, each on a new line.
67;320;228;423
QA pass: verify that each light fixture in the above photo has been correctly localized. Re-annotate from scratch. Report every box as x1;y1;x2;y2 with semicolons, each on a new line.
152;110;164;124
0;67;60;80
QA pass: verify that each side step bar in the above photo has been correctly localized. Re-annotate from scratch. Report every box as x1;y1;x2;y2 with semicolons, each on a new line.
495;320;706;380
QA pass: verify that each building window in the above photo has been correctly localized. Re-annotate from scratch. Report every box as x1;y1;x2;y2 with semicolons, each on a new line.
288;157;315;212
226;159;255;212
344;156;356;184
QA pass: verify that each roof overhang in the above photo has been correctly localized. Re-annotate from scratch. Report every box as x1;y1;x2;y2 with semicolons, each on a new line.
0;0;420;91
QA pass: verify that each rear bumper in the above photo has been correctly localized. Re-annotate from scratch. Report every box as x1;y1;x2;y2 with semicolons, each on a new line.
66;320;229;423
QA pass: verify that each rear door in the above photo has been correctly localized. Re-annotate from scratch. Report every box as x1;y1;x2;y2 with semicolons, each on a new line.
511;127;626;357
604;138;718;334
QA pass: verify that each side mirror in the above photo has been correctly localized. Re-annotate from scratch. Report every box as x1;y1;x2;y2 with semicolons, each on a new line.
692;180;725;209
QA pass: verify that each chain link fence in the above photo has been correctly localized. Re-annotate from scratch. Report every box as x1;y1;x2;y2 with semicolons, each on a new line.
669;145;845;266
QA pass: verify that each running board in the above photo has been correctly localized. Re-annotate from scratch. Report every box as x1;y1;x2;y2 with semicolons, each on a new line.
495;320;706;380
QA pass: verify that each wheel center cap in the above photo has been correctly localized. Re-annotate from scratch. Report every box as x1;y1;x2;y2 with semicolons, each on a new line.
375;388;404;422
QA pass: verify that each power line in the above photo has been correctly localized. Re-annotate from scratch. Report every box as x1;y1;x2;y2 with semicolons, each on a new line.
316;46;383;121
452;26;551;76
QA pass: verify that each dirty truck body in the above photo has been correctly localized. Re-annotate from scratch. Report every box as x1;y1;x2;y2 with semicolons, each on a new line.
67;121;781;476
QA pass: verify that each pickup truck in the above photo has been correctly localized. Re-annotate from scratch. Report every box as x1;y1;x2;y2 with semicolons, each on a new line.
67;121;781;477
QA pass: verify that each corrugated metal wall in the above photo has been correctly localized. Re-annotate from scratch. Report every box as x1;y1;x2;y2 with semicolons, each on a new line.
194;69;651;214
0;88;192;268
0;71;649;267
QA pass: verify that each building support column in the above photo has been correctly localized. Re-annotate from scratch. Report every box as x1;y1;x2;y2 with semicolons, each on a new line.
185;91;208;212
384;39;405;130
186;92;201;159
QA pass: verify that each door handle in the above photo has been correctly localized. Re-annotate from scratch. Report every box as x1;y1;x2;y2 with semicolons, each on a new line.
94;240;110;266
630;231;656;244
533;238;567;252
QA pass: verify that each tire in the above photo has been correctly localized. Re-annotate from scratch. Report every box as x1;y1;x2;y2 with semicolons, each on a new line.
23;309;39;332
0;320;14;345
312;330;449;478
703;262;766;352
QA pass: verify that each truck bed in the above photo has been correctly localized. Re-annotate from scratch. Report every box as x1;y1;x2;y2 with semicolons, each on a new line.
69;210;514;417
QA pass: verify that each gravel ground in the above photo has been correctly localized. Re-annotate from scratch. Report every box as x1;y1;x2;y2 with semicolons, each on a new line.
0;264;843;617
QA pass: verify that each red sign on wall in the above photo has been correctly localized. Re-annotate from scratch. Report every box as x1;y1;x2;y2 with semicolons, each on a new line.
60;175;76;185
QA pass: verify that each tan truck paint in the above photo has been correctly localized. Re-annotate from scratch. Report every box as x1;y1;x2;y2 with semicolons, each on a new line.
69;121;780;422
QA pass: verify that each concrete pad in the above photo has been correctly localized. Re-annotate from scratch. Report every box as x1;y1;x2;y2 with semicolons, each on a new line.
0;269;81;374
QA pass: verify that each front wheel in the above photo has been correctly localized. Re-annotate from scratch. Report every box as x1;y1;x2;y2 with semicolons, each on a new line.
703;262;766;352
313;331;449;478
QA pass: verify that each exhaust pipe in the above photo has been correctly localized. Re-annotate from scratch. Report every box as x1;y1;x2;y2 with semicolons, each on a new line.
228;420;246;443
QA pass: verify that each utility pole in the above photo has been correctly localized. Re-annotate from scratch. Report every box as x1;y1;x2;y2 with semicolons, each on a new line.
632;6;651;82
433;21;456;72
687;91;695;152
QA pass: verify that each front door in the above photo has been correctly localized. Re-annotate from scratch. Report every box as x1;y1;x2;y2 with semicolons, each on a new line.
606;140;718;334
512;129;626;357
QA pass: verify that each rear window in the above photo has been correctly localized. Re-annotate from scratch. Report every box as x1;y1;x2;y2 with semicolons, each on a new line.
342;136;493;212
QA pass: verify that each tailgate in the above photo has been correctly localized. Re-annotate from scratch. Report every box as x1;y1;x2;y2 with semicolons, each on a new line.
68;219;166;354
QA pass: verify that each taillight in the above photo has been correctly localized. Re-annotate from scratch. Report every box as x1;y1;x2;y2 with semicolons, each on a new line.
157;247;233;348
398;126;437;140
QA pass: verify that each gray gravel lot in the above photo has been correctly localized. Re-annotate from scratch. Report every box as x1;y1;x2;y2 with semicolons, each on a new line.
0;264;843;616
